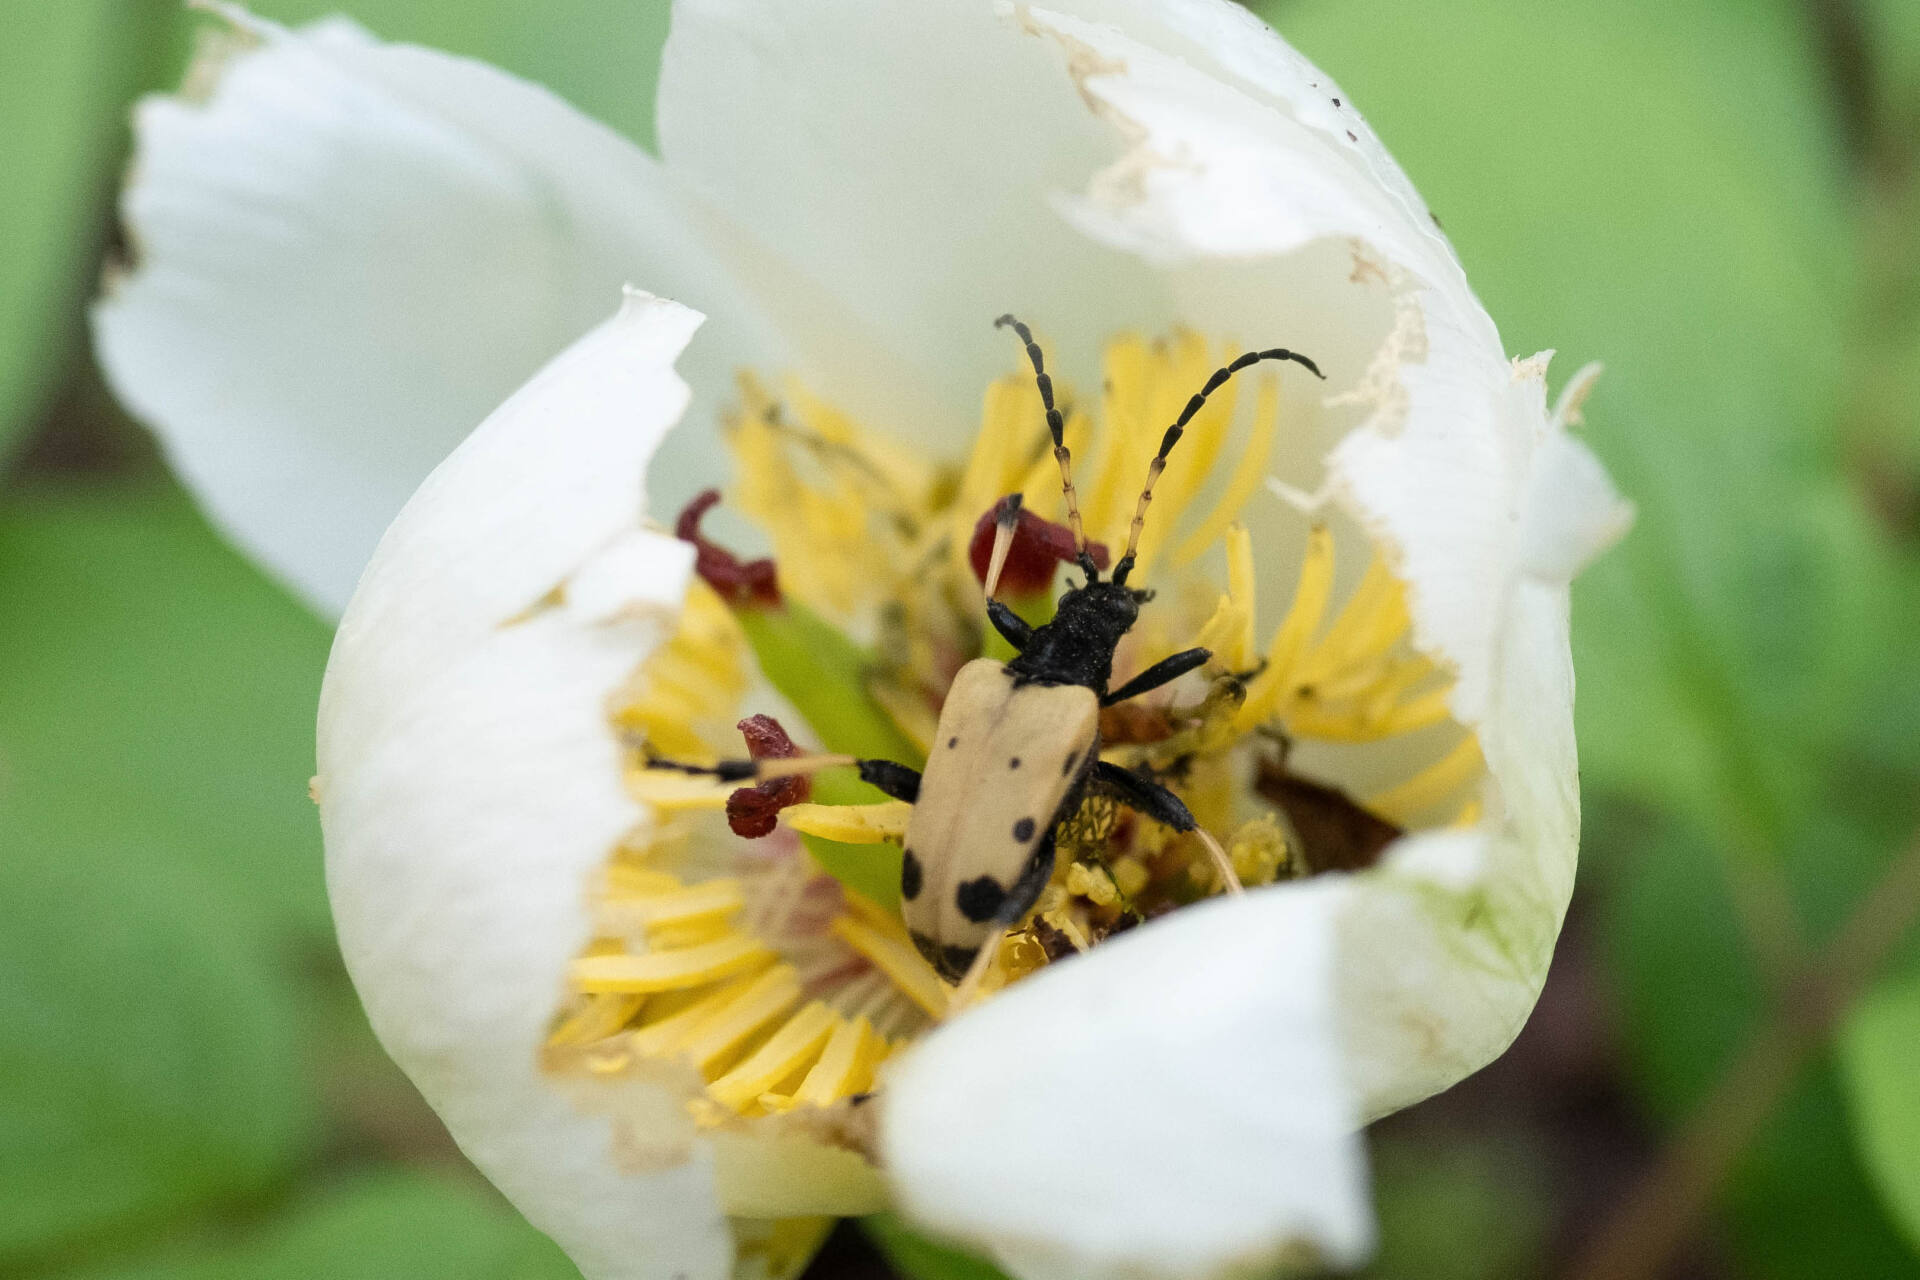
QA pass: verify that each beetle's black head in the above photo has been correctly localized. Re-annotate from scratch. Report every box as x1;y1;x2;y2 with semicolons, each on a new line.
1005;578;1144;693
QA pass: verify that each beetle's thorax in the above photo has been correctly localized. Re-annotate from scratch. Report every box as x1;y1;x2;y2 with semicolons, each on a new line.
1005;580;1143;694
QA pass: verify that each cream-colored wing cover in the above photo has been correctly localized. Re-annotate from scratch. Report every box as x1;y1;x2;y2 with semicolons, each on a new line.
902;659;1099;952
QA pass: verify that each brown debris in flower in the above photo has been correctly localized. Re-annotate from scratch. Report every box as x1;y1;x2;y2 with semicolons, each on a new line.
1256;758;1403;874
1029;916;1080;962
966;497;1109;596
674;489;781;607
726;714;810;838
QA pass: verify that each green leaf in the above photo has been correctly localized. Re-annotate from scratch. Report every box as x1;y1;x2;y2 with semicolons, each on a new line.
1598;804;1918;1277
1360;1135;1549;1280
0;4;167;460
0;483;336;932
241;0;670;151
1841;973;1920;1253
0;483;330;1260
62;1172;580;1280
861;1214;1013;1280
0;813;314;1262
1267;0;1899;848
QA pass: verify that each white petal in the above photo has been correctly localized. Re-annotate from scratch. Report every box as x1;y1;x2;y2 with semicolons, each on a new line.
657;0;1173;437
882;884;1372;1280
319;294;724;1280
96;11;785;616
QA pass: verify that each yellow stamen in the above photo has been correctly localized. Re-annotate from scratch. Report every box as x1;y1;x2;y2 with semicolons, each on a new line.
546;993;645;1049
626;769;734;811
598;877;746;932
783;800;913;844
628;971;765;1057
1370;736;1486;825
1192;524;1258;671
678;963;804;1073
706;999;839;1110
790;1015;888;1109
829;913;948;1019
1239;525;1336;728
570;935;775;994
1170;376;1281;567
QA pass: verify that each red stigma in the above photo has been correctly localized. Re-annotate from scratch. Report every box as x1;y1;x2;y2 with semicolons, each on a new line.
967;499;1109;595
726;714;810;838
674;490;781;608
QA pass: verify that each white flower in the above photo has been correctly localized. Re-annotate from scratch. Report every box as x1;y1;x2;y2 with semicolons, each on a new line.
95;3;1631;1280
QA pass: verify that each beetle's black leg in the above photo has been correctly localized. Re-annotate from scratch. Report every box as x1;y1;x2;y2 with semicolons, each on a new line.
1094;760;1197;830
644;749;918;801
1101;646;1212;706
987;599;1034;651
857;759;922;803
1094;761;1244;894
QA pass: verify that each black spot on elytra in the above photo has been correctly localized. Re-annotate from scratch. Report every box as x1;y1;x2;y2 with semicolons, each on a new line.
900;848;923;900
1062;751;1078;776
1012;817;1037;843
948;736;959;749
956;875;1008;922
1009;756;1021;770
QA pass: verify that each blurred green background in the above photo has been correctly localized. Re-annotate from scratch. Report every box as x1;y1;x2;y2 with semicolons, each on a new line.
4;1;1919;1277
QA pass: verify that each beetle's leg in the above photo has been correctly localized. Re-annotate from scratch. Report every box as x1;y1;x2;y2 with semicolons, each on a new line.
1094;760;1244;894
644;750;920;802
856;759;922;803
986;599;1034;651
979;494;1034;652
1100;646;1212;706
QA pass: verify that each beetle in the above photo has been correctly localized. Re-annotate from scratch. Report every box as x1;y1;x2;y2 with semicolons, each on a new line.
651;314;1323;992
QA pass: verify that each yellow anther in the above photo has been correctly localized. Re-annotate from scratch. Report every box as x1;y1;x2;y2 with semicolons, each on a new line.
678;963;805;1073
1370;735;1485;826
783;800;914;844
626;769;734;811
1171;376;1280;567
707;1000;839;1110
829;914;949;1019
791;1016;888;1109
546;993;645;1050
570;934;775;994
596;878;745;936
628;972;763;1057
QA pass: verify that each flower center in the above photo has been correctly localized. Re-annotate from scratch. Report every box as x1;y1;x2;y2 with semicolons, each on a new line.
541;329;1481;1206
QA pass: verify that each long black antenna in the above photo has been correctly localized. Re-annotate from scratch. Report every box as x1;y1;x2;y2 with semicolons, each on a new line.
1111;346;1325;585
995;314;1098;580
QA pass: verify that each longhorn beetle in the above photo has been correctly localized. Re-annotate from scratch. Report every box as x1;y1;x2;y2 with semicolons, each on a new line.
651;315;1323;997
